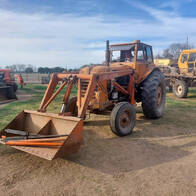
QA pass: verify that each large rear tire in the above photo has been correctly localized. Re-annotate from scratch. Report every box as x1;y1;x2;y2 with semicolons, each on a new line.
141;70;166;119
173;80;188;98
110;102;136;137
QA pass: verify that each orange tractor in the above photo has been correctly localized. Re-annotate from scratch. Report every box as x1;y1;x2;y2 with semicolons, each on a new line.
0;69;17;102
0;40;166;160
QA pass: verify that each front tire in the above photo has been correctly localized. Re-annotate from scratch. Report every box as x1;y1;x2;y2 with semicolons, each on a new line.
110;102;136;137
141;70;166;119
173;80;188;98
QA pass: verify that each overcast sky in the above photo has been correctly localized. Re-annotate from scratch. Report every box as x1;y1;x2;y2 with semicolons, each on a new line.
0;0;196;68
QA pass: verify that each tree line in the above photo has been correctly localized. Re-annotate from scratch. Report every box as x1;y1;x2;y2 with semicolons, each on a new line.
4;64;67;73
155;42;194;60
4;64;98;73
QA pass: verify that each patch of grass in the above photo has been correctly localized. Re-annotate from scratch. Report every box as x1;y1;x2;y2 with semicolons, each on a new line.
24;84;78;93
189;88;196;94
26;84;48;91
166;88;196;110
166;96;196;108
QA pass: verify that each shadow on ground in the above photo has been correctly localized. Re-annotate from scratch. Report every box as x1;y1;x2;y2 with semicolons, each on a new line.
58;106;196;175
64;129;194;175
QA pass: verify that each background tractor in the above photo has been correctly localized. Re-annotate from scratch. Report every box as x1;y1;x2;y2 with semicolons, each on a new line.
0;69;17;102
0;40;166;160
157;49;196;98
172;49;196;98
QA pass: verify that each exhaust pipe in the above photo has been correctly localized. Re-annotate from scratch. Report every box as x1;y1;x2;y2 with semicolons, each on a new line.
105;40;110;67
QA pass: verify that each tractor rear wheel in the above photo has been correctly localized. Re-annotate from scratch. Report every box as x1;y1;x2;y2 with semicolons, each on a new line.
141;70;166;119
110;102;136;136
173;80;188;98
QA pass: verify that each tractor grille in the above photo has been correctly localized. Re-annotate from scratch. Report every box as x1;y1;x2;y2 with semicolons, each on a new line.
81;79;96;98
81;80;89;97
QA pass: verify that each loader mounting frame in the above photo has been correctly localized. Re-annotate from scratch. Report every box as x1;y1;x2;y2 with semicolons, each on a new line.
38;69;136;119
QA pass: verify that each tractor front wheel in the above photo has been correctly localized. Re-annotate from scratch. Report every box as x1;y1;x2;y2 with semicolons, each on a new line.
173;80;188;98
110;102;136;136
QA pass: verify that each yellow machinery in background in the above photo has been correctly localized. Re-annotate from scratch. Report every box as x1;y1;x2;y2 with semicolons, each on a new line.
154;59;172;67
155;49;196;98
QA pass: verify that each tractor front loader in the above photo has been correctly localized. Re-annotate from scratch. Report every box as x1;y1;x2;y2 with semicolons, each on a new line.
0;40;166;160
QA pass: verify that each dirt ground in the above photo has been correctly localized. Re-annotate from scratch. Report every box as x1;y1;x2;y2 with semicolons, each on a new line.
0;90;196;195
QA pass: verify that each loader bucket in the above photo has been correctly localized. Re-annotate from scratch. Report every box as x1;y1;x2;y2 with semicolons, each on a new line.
0;110;83;160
